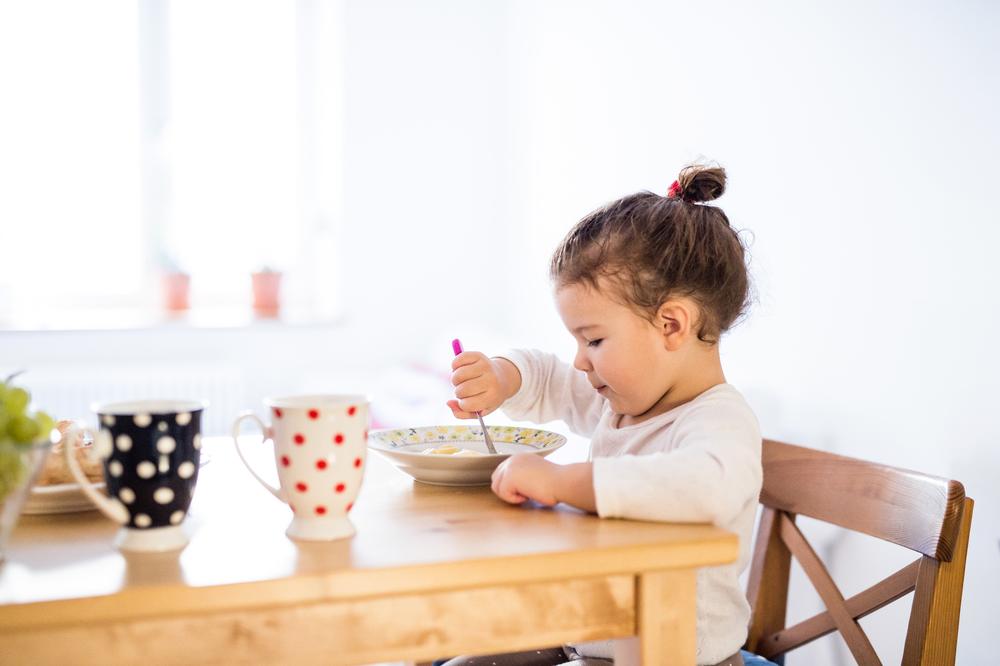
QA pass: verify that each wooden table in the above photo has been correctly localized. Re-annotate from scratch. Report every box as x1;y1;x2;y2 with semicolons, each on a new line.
0;437;737;665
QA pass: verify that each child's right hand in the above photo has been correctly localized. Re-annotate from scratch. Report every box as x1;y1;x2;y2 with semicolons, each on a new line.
447;352;519;419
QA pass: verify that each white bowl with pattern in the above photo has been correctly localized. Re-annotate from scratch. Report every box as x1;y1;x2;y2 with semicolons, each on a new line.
368;425;566;486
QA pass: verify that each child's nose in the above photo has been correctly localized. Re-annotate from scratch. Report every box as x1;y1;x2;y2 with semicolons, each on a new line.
573;348;592;372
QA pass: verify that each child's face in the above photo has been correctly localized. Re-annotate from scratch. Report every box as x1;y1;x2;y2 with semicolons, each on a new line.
555;281;677;418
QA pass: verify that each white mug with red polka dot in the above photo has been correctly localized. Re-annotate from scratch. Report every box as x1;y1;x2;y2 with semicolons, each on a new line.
232;394;369;541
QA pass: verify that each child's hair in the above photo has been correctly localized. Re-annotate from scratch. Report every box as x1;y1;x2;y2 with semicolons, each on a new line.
550;163;751;344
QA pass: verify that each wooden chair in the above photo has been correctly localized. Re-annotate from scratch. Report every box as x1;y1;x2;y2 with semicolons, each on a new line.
744;439;973;666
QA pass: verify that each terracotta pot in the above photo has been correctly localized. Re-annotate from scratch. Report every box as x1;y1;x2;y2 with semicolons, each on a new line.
162;272;190;311
251;271;282;314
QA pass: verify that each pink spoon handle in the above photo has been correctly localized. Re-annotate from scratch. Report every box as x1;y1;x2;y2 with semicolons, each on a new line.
450;338;497;453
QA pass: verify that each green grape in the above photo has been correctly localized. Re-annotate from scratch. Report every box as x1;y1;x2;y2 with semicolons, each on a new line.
35;411;55;442
0;379;57;449
0;376;55;499
4;387;29;415
0;446;27;501
8;415;40;444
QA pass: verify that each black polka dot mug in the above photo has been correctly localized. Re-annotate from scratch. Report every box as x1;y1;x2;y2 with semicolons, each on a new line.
64;400;204;552
232;394;369;541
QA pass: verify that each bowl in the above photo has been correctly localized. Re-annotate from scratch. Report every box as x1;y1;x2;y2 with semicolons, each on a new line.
368;424;566;486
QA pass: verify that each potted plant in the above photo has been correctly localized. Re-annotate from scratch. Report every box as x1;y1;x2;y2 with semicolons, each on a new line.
251;266;282;315
0;373;56;562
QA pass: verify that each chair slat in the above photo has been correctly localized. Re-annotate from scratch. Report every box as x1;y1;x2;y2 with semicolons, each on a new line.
902;498;974;666
761;440;965;560
763;558;919;655
778;513;882;666
744;507;791;656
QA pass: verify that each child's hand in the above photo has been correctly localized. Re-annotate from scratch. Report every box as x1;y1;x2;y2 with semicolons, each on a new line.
447;352;519;419
490;453;559;506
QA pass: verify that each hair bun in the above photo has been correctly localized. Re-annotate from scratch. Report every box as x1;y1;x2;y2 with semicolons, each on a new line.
676;163;726;203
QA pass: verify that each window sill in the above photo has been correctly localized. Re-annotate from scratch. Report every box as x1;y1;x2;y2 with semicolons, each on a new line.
0;305;343;333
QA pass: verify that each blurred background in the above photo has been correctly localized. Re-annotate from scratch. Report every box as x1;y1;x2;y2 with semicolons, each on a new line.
0;1;997;663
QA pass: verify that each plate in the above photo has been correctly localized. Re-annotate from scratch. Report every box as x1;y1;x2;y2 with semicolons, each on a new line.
22;481;106;515
368;425;566;486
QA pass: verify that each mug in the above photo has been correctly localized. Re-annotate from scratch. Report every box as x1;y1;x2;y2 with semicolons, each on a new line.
232;394;369;541
65;400;205;552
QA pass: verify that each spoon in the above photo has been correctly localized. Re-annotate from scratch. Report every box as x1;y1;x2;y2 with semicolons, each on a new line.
451;338;498;454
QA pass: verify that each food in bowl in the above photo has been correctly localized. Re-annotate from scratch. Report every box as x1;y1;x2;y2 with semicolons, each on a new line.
421;445;486;457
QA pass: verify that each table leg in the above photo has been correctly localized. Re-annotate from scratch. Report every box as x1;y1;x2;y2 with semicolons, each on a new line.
620;569;697;665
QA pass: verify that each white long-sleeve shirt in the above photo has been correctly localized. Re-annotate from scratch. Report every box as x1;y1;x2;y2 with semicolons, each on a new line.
499;349;762;665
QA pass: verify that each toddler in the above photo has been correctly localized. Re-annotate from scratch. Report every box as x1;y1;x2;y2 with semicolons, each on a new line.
444;164;762;666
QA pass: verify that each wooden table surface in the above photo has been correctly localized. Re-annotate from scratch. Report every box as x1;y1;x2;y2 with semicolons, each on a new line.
0;436;738;665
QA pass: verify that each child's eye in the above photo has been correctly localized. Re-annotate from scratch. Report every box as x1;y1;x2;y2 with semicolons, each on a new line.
587;339;603;348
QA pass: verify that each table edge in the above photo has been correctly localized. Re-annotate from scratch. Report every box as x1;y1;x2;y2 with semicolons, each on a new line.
0;531;738;630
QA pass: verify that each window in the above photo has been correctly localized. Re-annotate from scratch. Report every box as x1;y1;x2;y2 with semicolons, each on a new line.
0;0;342;326
0;1;143;307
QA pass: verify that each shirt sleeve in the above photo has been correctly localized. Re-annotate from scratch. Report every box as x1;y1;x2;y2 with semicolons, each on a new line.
497;349;605;437
592;397;762;527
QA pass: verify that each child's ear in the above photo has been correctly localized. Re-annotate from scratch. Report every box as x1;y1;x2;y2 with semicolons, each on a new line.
655;299;693;351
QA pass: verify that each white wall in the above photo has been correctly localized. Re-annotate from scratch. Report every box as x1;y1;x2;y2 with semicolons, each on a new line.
340;0;515;353
2;1;996;663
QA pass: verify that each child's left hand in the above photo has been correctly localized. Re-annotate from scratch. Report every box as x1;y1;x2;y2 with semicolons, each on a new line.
491;453;559;506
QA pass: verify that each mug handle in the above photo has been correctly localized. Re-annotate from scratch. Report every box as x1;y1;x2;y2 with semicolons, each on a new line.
231;412;286;502
63;425;129;525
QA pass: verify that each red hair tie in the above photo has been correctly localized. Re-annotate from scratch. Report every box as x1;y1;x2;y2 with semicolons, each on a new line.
667;180;682;199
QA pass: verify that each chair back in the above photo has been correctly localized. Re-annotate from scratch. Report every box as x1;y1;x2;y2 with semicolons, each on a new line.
745;439;973;666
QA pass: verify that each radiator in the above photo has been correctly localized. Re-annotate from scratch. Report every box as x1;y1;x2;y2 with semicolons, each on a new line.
19;363;247;436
